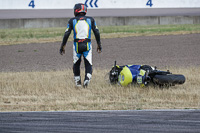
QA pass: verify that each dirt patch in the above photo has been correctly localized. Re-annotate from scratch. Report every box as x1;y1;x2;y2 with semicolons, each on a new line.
0;34;200;72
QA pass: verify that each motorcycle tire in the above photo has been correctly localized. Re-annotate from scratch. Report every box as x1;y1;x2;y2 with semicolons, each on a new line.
153;74;185;85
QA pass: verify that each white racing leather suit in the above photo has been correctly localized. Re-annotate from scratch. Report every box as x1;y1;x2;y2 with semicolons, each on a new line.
61;13;101;84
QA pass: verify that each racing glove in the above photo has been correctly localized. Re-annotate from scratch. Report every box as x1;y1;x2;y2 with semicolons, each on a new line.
97;44;102;53
60;45;65;55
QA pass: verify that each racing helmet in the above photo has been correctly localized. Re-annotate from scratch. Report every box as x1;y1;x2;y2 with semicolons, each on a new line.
74;3;87;16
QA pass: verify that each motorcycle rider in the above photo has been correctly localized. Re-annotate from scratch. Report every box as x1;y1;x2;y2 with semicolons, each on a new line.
60;3;102;87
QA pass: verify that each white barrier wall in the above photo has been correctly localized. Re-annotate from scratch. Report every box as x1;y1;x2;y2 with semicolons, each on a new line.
0;0;200;9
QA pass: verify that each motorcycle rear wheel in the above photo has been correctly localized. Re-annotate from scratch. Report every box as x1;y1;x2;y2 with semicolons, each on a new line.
153;74;185;85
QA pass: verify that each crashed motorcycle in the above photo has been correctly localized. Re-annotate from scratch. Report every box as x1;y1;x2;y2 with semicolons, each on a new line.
109;61;185;87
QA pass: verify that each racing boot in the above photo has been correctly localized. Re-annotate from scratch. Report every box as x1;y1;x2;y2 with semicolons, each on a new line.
83;73;92;88
74;76;81;87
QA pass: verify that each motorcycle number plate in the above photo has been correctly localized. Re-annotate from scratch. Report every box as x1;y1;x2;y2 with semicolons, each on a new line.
137;75;143;84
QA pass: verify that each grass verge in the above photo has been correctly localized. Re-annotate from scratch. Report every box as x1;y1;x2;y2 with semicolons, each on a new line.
0;67;199;112
0;24;200;45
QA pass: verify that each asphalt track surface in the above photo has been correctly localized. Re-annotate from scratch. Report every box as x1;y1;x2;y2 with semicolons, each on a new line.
0;8;200;19
1;110;200;133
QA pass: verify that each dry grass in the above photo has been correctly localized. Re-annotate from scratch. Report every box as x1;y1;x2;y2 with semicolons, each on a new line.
0;67;200;112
